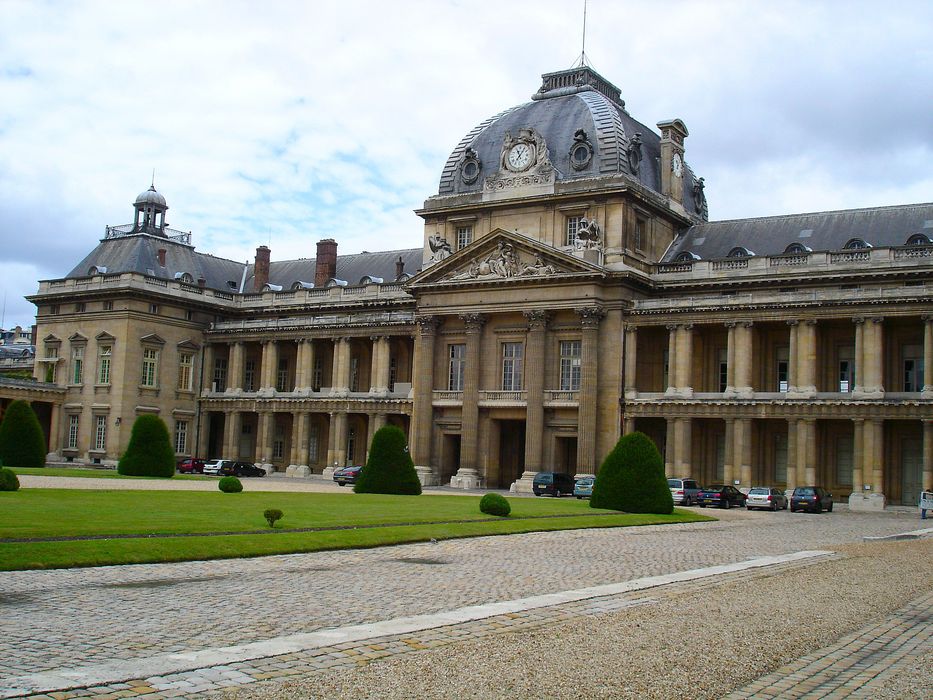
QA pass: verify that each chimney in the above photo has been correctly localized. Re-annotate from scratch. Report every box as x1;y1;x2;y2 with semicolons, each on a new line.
395;255;405;280
253;245;271;292
315;238;338;288
197;277;206;288
656;119;689;205
157;248;167;266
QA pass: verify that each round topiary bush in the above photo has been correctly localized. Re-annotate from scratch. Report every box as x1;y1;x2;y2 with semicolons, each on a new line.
219;476;243;493
479;492;511;517
590;431;673;514
118;414;175;478
354;425;422;495
0;467;20;492
0;400;47;468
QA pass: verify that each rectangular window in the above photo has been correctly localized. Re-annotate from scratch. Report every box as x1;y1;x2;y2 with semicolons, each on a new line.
349;357;359;392
75;302;85;313
501;342;524;391
49;304;59;315
273;426;285;460
103;300;113;311
45;346;59;383
559;340;582;391
718;348;728;392
389;356;398;388
565;216;582;246
71;346;84;385
141;348;159;387
448;343;466;391
94;415;107;451
312;357;323;391
309;423;320;462
174;420;189;454
456;226;473;250
67;414;79;449
634;218;645;251
346;427;356;465
97;345;112;384
213;357;227;392
177;353;193;391
277;358;289;392
903;345;924;392
776;346;789;393
149;303;159;314
662;349;670;389
244;359;256;392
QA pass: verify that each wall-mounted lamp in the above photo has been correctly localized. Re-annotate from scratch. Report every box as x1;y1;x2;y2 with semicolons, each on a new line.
115;417;121;426
863;484;871;491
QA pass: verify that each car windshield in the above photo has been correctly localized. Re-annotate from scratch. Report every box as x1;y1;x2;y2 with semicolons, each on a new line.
796;487;815;495
705;485;726;490
749;488;768;495
577;478;593;485
667;479;681;487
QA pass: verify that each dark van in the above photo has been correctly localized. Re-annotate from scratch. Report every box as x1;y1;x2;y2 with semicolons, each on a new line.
533;471;575;497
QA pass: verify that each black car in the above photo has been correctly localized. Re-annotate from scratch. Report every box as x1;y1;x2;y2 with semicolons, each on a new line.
333;465;364;486
220;461;266;477
532;471;576;497
790;486;833;513
697;484;747;509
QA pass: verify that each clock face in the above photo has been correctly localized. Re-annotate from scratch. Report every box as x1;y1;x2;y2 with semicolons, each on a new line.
672;153;684;177
507;143;532;171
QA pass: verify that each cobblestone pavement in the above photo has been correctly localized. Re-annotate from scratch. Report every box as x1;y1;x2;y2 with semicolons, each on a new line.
1;508;929;698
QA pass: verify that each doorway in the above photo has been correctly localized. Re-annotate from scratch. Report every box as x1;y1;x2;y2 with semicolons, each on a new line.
497;420;526;488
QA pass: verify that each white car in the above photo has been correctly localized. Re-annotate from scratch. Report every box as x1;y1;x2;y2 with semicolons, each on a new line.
202;459;228;476
746;486;788;511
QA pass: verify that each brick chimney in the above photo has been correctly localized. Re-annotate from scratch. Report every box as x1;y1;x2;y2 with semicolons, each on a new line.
395;255;405;280
315;239;337;287
157;248;167;267
253;245;271;292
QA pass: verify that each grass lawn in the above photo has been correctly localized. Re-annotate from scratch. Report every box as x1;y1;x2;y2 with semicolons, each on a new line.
10;467;211;481
0;489;713;570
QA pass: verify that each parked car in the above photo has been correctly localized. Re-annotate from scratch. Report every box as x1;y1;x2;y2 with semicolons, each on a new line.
790;486;833;513
177;458;206;474
668;478;702;506
574;477;594;499
697;484;747;509
333;465;364;486
202;459;228;476
220;461;266;477
746;486;788;511
533;471;576;497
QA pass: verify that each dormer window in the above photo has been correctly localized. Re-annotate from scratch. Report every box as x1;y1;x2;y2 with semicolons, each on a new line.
727;246;754;258
326;278;348;288
843;238;872;250
262;283;283;292
674;251;701;262
784;243;812;254
906;233;932;246
291;281;315;291
174;272;194;283
359;276;384;285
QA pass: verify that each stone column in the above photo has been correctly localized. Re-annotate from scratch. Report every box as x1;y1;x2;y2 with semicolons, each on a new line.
228;342;244;393
366;412;388;461
324;412;338;476
797;320;817;396
576;307;605;475
853;317;865;394
515;310;549;492
623;325;638;399
805;419;818;485
923;316;933;396
860;317;885;396
623;417;635;435
664;418;676;476
453;313;486;489
786;320;798;394
332;337;351;394
737;418;753;486
734;322;754;397
288;410;305;474
294;340;306;392
260;340;278;393
724;322;737;396
676;417;692;478
786;419;798;491
227;411;242;460
370;336;391;395
198;411;212;458
665;324;678;395
304;340;317;392
676;324;695;398
851;418;887;510
222;410;235;458
723;418;735;484
333;412;348;468
411;316;440;485
866;418;884;495
794;419;810;488
923;419;933;492
202;344;215;392
852;418;864;492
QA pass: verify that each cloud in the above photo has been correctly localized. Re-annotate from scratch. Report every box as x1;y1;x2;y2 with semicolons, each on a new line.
0;0;930;330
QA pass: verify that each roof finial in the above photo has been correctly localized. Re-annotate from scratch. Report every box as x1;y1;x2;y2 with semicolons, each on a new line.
571;0;591;69
150;168;156;192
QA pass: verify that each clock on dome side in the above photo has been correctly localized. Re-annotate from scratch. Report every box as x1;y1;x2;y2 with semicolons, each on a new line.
507;143;533;171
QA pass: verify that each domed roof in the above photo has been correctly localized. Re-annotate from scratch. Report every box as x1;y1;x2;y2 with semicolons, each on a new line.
135;185;167;209
436;66;704;217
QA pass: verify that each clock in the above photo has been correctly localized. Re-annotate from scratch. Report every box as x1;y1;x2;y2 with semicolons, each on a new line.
671;152;684;177
507;143;533;171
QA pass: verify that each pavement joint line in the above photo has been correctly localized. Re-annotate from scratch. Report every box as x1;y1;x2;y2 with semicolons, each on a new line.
862;525;933;541
0;549;834;699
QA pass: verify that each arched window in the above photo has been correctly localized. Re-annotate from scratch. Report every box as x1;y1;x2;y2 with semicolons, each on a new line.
843;238;871;250
727;246;754;258
784;243;812;254
674;251;700;262
262;283;283;292
359;276;384;285
174;271;194;283
325;278;348;288
291;281;314;291
906;233;932;246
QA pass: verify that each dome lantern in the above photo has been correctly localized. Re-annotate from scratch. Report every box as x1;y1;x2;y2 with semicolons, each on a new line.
132;184;169;234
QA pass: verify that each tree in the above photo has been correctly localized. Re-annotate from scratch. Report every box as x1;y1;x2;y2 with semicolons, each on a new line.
0;400;47;468
590;431;673;514
353;425;422;495
118;414;175;477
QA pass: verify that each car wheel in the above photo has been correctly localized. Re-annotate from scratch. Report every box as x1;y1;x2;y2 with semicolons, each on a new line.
746;506;752;511
699;503;706;508
771;502;777;511
827;503;833;512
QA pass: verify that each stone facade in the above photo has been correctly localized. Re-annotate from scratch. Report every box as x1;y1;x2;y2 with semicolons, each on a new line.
22;65;933;509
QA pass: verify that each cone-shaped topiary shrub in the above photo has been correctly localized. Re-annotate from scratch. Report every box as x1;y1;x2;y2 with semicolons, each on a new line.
117;414;175;477
479;493;511;517
264;508;283;527
219;476;242;493
590;431;673;514
354;425;422;495
0;466;20;491
0;400;47;468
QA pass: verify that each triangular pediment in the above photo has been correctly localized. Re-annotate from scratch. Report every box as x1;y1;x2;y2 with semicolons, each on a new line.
409;229;603;287
177;339;200;351
139;333;166;346
68;332;87;344
43;334;61;344
95;331;115;342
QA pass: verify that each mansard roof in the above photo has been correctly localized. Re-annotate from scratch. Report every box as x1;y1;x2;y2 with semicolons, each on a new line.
243;248;423;290
664;202;933;262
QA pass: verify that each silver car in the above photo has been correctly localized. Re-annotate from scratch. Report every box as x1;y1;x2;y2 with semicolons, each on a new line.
746;486;788;511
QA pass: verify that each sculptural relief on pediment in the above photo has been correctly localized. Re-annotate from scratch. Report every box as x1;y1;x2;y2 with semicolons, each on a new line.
447;241;564;281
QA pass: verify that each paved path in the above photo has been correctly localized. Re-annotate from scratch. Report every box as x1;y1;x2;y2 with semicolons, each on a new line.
1;508;929;698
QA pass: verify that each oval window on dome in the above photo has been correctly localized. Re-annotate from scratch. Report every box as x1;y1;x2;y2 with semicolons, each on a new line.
569;142;593;170
460;155;481;185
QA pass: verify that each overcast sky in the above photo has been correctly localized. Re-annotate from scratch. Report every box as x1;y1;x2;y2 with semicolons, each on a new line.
1;0;931;330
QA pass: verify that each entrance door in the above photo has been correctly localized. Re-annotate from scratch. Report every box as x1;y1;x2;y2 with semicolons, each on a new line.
901;438;922;506
498;420;526;489
556;436;577;474
442;434;461;484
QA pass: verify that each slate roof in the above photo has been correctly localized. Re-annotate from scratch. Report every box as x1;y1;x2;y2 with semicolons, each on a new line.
244;248;423;290
436;67;705;218
663;203;933;262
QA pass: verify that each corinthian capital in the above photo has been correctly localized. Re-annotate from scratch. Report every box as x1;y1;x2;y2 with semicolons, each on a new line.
459;313;487;332
523;310;551;330
576;306;606;328
416;315;442;335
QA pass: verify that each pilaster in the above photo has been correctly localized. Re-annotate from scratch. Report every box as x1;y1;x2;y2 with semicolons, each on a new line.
452;313;486;489
623;324;638;399
412;315;441;485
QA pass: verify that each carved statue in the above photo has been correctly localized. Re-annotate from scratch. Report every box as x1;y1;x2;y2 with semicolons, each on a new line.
693;177;709;221
627;132;643;174
428;234;452;262
519;252;557;276
575;217;601;250
450;242;559;280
